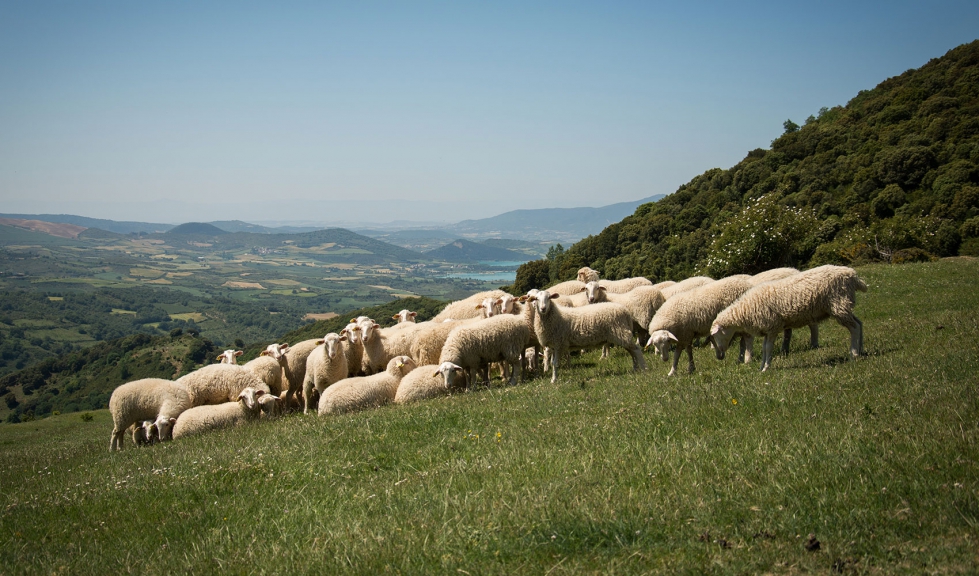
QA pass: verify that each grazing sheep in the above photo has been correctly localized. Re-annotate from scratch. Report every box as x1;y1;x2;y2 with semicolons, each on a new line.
281;338;323;409
216;349;242;364
583;282;666;341
171;387;264;439
408;318;479;366
242;343;288;396
546;280;587;297
177;364;270;407
528;290;646;383
108;378;191;451
711;265;868;371
318;356;417;415
438;315;533;386
646;275;753;376
660;276;715;300
394;364;458;404
748;268;818;355
130;420;158;447
577;267;600;283
432;290;508;322
302;332;349;414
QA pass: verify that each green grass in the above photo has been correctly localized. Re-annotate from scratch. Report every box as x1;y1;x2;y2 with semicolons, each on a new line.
1;260;978;574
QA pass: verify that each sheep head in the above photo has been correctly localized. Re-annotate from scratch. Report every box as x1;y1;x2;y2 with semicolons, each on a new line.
216;349;243;364
646;330;678;361
434;362;466;389
709;323;735;360
237;387;266;411
584;281;606;304
386;356;417;378
392;309;417;323
154;415;178;441
532;290;554;315
321;333;343;360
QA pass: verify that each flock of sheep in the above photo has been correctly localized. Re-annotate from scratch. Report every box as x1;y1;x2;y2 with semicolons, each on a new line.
108;264;867;451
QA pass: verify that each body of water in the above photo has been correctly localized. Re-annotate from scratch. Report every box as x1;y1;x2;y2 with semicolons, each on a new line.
477;260;527;267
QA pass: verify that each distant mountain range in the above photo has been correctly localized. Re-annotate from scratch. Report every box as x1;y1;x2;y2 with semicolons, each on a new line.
423;239;532;263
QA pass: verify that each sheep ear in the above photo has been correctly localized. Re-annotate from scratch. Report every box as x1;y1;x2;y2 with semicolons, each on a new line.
432;369;441;377
339;334;347;341
392;314;399;320
710;324;721;336
169;417;177;424
260;350;269;356
316;339;325;345
234;350;243;356
666;331;678;342
577;287;585;293
409;312;416;318
255;389;265;397
215;354;224;360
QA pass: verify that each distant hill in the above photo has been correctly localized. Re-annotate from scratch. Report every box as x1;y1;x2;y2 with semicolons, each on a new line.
424;239;532;263
512;39;979;290
0;213;173;234
166;222;229;235
208;220;323;234
448;195;666;243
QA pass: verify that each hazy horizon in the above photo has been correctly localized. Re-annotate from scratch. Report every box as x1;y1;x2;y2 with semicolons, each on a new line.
2;2;978;224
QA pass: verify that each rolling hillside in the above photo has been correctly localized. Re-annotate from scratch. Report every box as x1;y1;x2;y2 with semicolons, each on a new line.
424;239;532;263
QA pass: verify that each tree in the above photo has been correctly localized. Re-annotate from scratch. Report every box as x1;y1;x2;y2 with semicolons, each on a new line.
783;119;800;134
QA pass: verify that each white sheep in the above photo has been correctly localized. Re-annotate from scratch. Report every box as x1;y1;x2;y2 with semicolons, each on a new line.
408;318;479;366
280;338;323;409
710;265;868;371
646;275;753;376
216;349;242;364
108;378;191;451
599;277;653;294
391;309;417;324
438;314;533;386
171;387;264;439
577;267;600;283
258;393;284;418
432;290;507;322
394;363;460;404
747;268;819;355
660;276;715;300
177;364;270;407
651;280;676;292
528;290;646;383
583;282;666;339
302;332;349;414
339;322;364;377
318;356;417;415
241;343;289;396
130;420;158;447
360;318;422;375
546;280;587;297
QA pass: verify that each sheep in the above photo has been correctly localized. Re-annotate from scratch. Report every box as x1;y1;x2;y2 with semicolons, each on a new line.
583;282;665;337
340;322;364;377
216;349;242;364
360;318;418;375
528;290;646;383
171;387;264;439
108;378;191;451
318;356;417;415
710;265;868;371
242;343;289;396
130;420;158;447
646;275;753;376
599;277;653;294
302;332;349;414
391;309;417;324
432;290;507;322
409;318;480;366
177;364;270;407
660;276;715;300
438;314;533;386
577;267;600;283
651;280;676;292
280;338;323;409
546;280;587;297
258;393;284;418
394;363;460;404
747;268;819;356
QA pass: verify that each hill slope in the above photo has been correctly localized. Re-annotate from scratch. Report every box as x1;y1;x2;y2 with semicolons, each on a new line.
0;213;173;234
514;40;979;287
423;239;532;263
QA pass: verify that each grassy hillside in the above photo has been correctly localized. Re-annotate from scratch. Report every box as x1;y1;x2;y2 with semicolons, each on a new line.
514;40;979;290
1;258;977;573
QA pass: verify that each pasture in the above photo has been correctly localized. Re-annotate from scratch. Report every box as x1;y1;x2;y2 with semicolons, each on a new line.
1;259;977;574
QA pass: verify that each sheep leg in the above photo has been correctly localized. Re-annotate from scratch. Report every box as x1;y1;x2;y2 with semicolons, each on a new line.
668;346;681;377
737;334;747;363
550;348;560;383
761;334;775;372
601;344;610;359
686;343;695;374
302;376;315;415
109;428;125;452
782;329;792;356
742;334;754;363
630;342;646;371
841;315;863;357
809;323;819;349
508;357;520;386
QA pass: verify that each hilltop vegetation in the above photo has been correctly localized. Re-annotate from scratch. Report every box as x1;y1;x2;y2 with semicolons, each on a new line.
515;40;979;288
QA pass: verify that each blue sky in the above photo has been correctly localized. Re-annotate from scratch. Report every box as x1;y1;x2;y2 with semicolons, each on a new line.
1;1;978;224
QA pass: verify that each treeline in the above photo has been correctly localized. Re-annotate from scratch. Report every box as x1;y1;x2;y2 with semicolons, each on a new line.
512;40;979;290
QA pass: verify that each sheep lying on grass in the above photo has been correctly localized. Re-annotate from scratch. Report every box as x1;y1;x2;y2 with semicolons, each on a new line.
109;378;192;451
318;356;417;415
394;363;461;404
258;393;284;418
529;290;646;383
646;275;753;376
711;265;868;371
171;387;264;439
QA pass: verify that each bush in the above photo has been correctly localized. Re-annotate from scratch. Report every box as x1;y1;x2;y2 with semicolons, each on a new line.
892;248;934;264
80;412;94;422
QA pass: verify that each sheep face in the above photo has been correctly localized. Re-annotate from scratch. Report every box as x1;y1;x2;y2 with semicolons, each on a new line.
359;320;379;343
340;323;361;345
532;290;554;315
217;349;243;364
434;362;467;389
154;415;178;441
142;420;159;445
261;343;290;362
258;394;283;417
478;297;500;318
646;330;677;361
710;324;735;360
320;333;343;360
499;294;518;314
584;282;606;304
237;387;266;411
392;309;417;323
386;356;417;378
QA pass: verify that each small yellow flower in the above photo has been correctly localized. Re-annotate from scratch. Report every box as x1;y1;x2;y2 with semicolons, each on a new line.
731;398;738;405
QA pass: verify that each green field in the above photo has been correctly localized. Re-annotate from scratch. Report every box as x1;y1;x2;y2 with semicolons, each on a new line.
1;259;977;573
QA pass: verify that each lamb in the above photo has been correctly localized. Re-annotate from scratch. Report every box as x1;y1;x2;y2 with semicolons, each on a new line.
176;364;270;407
528;290;646;383
394;363;460;404
318;356;417;415
660;276;714;300
171;387;264;439
438;314;533;386
280;338;323;409
408;318;479;366
646;274;754;376
302;332;349;414
242;343;289;396
108;378;192;451
432;290;507;322
130;420;158;447
216;349;242;364
710;265;868;371
258;393;284;418
577;267;600;283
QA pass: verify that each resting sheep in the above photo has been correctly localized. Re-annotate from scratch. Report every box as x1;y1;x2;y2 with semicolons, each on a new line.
438;314;532;386
528;290;646;383
108;378;192;451
258;393;284;418
171;386;264;439
646;274;753;376
177;364;270;407
302;332;349;414
394;363;461;404
711;265;867;371
318;356;417;415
